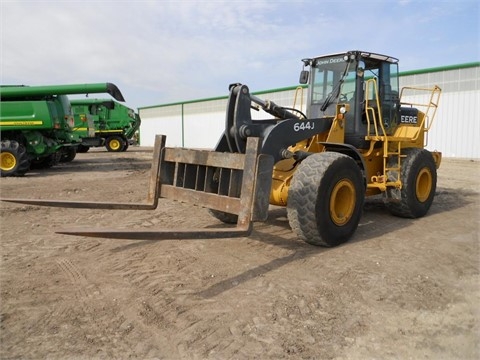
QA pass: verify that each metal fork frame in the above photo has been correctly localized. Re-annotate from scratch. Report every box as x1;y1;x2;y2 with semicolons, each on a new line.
1;135;269;240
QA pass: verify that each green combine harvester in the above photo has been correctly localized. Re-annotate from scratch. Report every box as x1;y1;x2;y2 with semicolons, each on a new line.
70;99;141;152
0;83;125;177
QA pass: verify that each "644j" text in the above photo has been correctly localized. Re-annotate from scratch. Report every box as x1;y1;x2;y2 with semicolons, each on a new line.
293;121;315;131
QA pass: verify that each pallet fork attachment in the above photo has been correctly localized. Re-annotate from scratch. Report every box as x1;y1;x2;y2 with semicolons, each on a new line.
1;135;274;240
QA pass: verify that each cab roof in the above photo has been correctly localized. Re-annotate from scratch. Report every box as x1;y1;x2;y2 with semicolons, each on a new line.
311;50;399;64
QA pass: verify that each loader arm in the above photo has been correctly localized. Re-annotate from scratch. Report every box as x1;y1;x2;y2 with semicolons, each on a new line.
216;83;333;163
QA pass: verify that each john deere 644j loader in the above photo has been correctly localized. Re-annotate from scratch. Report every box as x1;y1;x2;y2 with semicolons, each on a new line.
2;51;441;247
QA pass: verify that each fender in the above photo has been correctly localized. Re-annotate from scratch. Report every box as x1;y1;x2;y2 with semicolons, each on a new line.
319;142;367;186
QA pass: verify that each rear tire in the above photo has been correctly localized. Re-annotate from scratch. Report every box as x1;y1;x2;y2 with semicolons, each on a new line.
0;140;30;177
385;148;437;218
105;136;125;152
287;152;365;247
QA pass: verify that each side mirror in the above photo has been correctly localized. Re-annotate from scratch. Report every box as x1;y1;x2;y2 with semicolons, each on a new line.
299;70;309;84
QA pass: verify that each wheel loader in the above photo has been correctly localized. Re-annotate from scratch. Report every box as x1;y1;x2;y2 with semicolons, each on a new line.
2;50;442;246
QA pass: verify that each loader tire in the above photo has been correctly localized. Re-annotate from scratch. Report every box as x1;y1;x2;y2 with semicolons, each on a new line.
105;136;125;152
207;167;240;224
385;148;437;218
0;140;30;177
287;152;364;247
208;209;238;224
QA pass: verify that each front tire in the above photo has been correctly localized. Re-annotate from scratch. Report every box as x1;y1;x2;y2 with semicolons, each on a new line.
385;148;437;218
0;140;30;177
287;152;365;247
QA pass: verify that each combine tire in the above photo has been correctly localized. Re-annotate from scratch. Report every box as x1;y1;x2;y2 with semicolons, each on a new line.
0;140;30;177
77;145;90;153
60;147;77;163
385;148;437;218
30;152;61;169
105;136;125;152
287;152;365;247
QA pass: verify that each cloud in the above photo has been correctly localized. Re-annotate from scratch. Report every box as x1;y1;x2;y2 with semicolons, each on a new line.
1;0;478;108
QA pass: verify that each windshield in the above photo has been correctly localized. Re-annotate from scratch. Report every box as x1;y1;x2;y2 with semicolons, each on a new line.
310;55;356;116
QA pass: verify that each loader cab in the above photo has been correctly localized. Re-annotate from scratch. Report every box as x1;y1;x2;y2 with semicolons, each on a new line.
301;51;400;148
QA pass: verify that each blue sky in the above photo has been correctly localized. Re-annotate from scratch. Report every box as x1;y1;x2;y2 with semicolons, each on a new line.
1;0;479;109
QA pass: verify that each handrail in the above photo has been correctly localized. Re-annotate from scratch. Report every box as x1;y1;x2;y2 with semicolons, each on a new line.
292;86;305;116
364;78;387;138
400;85;442;134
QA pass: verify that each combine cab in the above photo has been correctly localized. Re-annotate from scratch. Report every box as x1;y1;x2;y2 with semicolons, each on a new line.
71;99;141;152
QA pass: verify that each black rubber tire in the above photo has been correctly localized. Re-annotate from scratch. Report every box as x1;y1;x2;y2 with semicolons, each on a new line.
208;209;238;224
0;140;30;177
30;152;61;169
60;147;77;163
105;136;125;152
207;167;240;224
122;142;129;152
385;148;437;218
287;152;365;247
76;145;90;153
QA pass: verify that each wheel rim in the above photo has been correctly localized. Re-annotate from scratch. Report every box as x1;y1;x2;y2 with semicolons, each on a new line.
416;167;432;202
0;152;16;171
110;139;121;151
329;179;356;226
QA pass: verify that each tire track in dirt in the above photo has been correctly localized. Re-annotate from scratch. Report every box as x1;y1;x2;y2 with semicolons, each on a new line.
56;258;95;299
75;229;207;357
126;235;311;357
100;230;295;357
53;257;156;358
105;200;314;356
1;154;478;359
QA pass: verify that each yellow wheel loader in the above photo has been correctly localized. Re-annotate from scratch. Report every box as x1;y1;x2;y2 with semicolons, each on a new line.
2;50;442;246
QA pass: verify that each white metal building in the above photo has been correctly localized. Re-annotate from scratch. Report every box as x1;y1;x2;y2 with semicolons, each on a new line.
139;62;480;159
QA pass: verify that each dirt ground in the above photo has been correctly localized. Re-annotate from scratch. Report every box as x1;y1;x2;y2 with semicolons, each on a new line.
0;146;478;360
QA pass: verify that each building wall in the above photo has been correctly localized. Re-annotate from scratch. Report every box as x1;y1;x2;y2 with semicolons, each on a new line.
399;64;479;158
138;87;304;149
139;63;479;158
